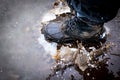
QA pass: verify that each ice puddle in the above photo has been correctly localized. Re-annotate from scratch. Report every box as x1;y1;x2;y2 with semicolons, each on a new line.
38;0;112;79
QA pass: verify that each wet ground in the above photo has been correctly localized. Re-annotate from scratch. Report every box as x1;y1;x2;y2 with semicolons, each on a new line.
0;0;120;80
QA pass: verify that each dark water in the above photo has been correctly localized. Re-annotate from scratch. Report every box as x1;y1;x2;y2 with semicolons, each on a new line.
0;0;120;80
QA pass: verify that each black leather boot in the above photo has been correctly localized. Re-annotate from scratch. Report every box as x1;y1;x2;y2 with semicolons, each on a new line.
41;16;106;47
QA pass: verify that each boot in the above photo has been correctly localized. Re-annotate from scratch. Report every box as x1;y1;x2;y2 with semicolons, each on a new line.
41;16;106;47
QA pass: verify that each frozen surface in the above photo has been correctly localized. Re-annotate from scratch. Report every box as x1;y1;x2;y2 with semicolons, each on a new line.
0;0;120;80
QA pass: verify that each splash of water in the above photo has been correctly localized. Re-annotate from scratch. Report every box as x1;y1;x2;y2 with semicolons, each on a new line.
38;34;57;56
38;0;113;79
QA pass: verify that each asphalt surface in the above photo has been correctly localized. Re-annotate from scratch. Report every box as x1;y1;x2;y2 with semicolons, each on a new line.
0;0;55;80
0;0;120;80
